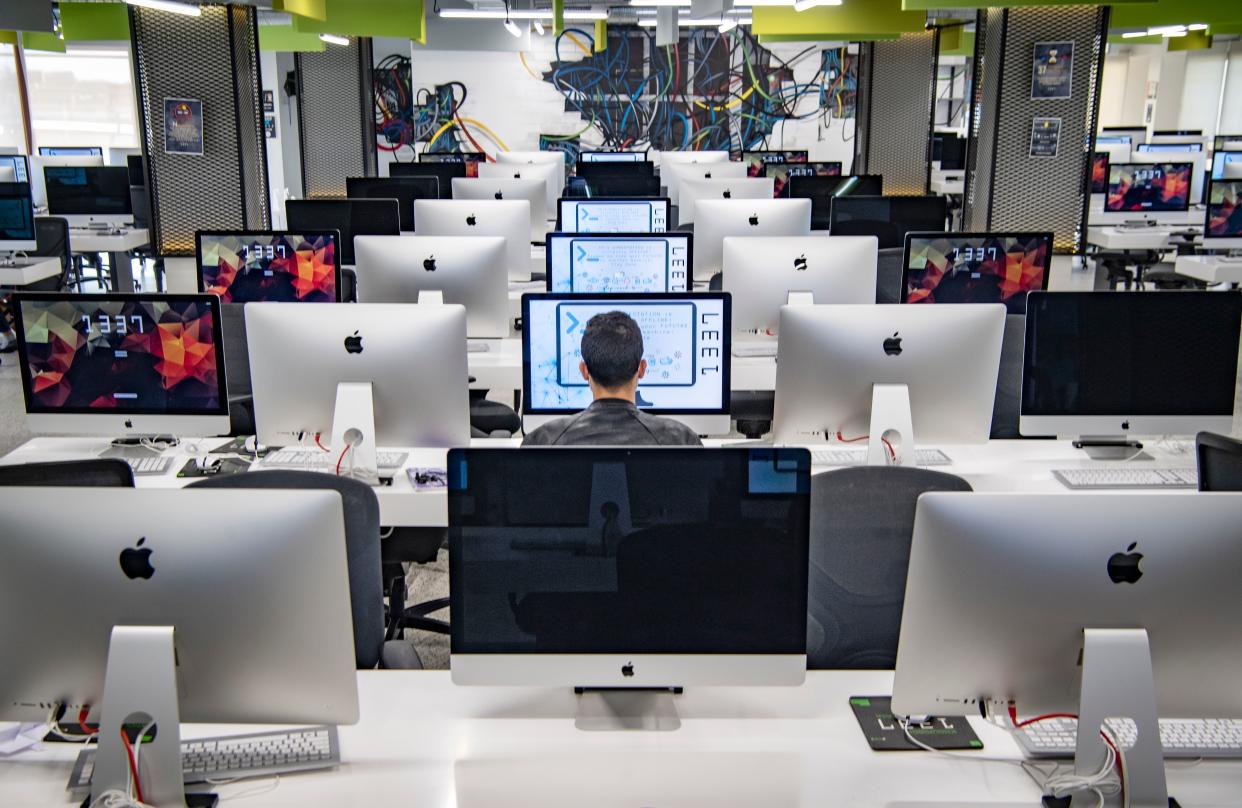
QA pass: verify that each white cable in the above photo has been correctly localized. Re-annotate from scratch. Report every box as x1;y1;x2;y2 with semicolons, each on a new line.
131;720;156;784
898;719;1028;766
89;790;151;808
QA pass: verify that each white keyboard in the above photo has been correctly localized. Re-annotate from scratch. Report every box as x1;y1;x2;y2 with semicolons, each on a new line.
731;341;778;358
262;449;409;471
70;726;339;788
1052;467;1197;490
810;448;952;467
127;455;173;476
1015;717;1242;760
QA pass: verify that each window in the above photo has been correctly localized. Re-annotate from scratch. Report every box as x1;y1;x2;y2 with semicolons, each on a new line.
24;44;139;150
0;45;25;152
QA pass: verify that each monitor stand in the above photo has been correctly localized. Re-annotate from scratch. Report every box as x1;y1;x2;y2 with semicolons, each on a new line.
329;382;379;486
867;383;914;466
100;436;181;461
573;687;682;732
1072;437;1148;461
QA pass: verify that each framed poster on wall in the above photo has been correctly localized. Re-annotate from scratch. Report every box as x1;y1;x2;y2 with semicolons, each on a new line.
1031;42;1073;100
164;98;204;155
1030;117;1062;158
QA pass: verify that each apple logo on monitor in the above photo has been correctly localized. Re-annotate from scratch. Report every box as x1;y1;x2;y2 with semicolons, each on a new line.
704;172;712;180
722;189;732;199
494;191;504;200
621;662;634;677
883;332;903;356
1107;543;1144;584
513;173;521;179
466;213;477;226
423;255;436;272
124;419;134;429
793;254;808;271
748;213;759;226
119;538;154;580
344;331;364;354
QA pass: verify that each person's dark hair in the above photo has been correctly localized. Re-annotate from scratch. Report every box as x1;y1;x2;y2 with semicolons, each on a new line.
581;311;644;389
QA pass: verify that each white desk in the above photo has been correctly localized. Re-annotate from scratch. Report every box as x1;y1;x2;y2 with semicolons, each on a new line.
1087;208;1204;229
1175;254;1242;285
69;227;150;293
2;670;1236;807
1086;224;1201;251
929;172;964;196
0;256;60;286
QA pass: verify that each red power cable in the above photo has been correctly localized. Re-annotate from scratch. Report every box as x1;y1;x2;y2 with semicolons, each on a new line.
335;445;350;476
1007;704;1126;806
120;727;144;803
314;432;330;453
78;707;97;736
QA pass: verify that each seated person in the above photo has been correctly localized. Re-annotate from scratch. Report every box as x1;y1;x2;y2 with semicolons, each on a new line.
522;311;703;447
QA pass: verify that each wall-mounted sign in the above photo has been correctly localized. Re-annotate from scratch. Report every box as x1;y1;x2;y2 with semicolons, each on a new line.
263;90;275;113
164;97;203;155
264;114;276;139
1030;117;1061;158
1031;41;1073;100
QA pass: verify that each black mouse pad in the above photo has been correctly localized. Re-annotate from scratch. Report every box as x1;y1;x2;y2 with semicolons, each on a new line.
849;696;983;751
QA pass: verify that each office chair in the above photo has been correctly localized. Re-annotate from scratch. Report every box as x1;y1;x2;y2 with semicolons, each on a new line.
187;471;421;669
0;458;135;487
1196;431;1242;491
807;466;971;669
30;217;77;291
218;303;255;436
384;527;450;637
990;313;1025;439
339;267;358;303
874;247;904;304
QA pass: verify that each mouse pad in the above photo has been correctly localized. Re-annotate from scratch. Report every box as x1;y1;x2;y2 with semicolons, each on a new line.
849;696;982;751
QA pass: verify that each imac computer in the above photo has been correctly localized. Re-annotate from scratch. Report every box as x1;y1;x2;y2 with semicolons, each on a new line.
1095;141;1131;168
421;150;484;177
522;292;731;435
1090;152;1109;194
43;165;133;227
772;303;1005;463
766;161;842;197
741;149;809;177
196;230;341;303
722;235;877;353
544;231;692;293
105;146;140;167
285;198;401;265
0;153;29;184
676;176;774;224
902;231;1052;314
574;160;655;180
1210;150;1242;180
353;234;509;338
389;159;465;198
346;175;439;231
892;491;1242;808
37;145;103;156
557;197;671;233
451;177;546;242
477;160;560;215
656;149;730;170
1137;141;1203;153
414;198;532;281
664;160;747;206
932;133;966;171
0;181;37;253
448;445;810;729
1101;125;1147;145
1021;291;1242;447
579;150;647;162
1098;162;1194;224
788;174;884;228
694;198;812;280
0;487;360;807
493;150;566;200
828;195;948;249
13;293;230;437
1129;152;1205;204
1095;134;1131;148
578;173;661;198
1204;179;1242;249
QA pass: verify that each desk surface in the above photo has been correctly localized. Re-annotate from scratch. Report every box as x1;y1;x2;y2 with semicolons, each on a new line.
1087;224;1202;251
1;670;1236;807
68;228;149;253
0;256;60;286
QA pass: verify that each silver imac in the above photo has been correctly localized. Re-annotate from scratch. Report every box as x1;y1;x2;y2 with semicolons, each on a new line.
0;487;359;806
893;491;1242;807
30;154;104;208
557;197;671;233
580;150;646;162
477;160;560;216
544;231;692;293
693;198;812;281
451;177;546;242
723;235;877;353
656;149;731;173
772;303;1004;462
677;177;775;225
1129;151;1207;205
1097;162;1195;225
13;293;230;438
492;150;566;203
1204;178;1242;250
664;159;747;206
414;199;533;281
522;292;731;436
353;234;510;339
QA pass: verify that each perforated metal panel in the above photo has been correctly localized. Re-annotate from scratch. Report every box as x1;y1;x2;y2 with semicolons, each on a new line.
963;5;1108;253
297;38;377;199
859;32;938;197
129;5;269;257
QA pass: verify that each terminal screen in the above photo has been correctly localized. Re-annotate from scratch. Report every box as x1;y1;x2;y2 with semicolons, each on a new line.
547;234;690;293
560;199;669;233
198;232;338;303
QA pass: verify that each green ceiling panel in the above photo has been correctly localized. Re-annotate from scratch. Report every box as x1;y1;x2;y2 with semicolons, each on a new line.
904;0;1151;8
1167;30;1212;51
60;3;130;41
21;31;66;52
1111;0;1242;29
293;0;425;43
259;24;326;52
274;0;328;22
752;0;925;38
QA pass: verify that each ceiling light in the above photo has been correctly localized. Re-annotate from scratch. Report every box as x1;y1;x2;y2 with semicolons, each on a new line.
1187;23;1208;31
1121;30;1151;39
794;0;834;12
503;18;522;37
638;16;751;26
439;9;608;20
125;0;202;17
718;17;738;33
533;19;545;35
319;33;350;46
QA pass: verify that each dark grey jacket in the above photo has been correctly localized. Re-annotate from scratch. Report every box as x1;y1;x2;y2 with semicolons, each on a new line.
521;398;703;447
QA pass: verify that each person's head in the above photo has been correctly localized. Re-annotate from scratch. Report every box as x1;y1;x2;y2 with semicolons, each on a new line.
578;311;647;401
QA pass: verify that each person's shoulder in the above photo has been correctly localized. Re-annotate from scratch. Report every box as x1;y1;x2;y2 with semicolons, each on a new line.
520;415;576;446
633;410;703;446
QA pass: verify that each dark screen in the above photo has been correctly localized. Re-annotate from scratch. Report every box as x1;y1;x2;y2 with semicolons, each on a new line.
1198;436;1242;492
788;175;883;229
449;447;810;655
575;161;655;178
829;195;947;249
285;199;400;265
44;167;132;216
345;176;438;230
126;155;145;187
388;161;465;198
584;174;661;197
0;182;35;241
936;134;966;170
1023;292;1242;418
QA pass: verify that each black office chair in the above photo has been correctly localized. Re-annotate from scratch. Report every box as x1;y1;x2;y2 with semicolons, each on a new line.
874;247;904;304
470;391;521;436
0;458;135;487
339;268;358;303
1196;431;1242;491
187;471;421;670
383;527;450;637
990;313;1026;439
218;303;255;437
806;466;972;669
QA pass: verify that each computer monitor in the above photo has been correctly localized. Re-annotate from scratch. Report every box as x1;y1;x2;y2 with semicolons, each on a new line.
1129;151;1205;204
772;303;1005;455
346;175;439;231
0;487;360;805
37;145;103;156
579;150;647;162
477;160;559;217
1090;151;1109;194
677;177;774;225
1095;141;1131;168
493;150;566;202
448;446;810;704
125;154;145;187
0;154;29;184
43;165;133;227
656;149;730;170
1020;291;1242;440
574;160;656;178
13;293;230;437
353;234;509;338
767;161;842;198
1210;150;1242;180
788;174;884;229
389;159;466;198
1101;125;1147;146
420;150;484;177
693;198;812;280
828;195;948;250
285;198;401;265
0;182;37;252
902;231;1052;314
1205;179;1242;250
105;146;140;167
934;133;966;171
522;292;731;435
741;149;808;178
1137;141;1203;153
414;199;532;281
892;491;1242;806
556;197;671;233
1095;134;1132;148
451;177;545;242
664;160;746;206
722;235;877;344
579;173;662;198
545;232;692;293
196;230;341;303
1099;162;1193;224
1214;135;1242;151
246;301;470;450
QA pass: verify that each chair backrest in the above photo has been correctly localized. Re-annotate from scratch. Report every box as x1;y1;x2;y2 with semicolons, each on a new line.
0;458;135;487
990;313;1026;439
874;246;904;304
187;470;384;669
807;465;972;669
31;216;73;290
220;302;252;397
339;267;358;303
1196;431;1242;491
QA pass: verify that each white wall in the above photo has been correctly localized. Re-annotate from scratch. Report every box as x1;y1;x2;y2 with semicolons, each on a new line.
260;49;288;227
1101;41;1242;139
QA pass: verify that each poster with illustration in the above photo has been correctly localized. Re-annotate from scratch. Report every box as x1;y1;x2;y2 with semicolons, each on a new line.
164;98;203;155
1031;42;1073;100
